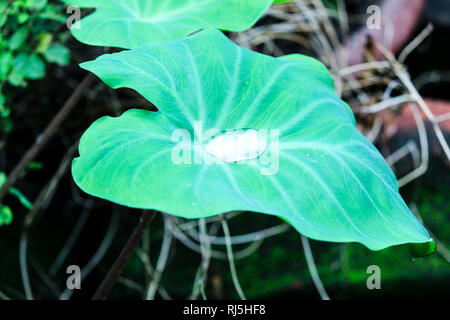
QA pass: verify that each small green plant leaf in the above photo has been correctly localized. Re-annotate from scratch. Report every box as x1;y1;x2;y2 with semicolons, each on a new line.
73;29;430;250
7;70;25;87
0;93;5;112
63;0;273;48
17;12;30;24
29;0;49;11
12;53;45;80
0;3;8;27
0;51;13;78
9;188;33;210
0;172;32;209
0;205;13;226
8;26;28;51
36;33;53;54
44;44;70;66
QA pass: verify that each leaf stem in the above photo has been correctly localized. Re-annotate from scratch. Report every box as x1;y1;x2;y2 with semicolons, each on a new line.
92;210;155;300
0;73;94;204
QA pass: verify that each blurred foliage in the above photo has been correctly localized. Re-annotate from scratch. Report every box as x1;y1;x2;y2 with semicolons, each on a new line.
0;0;70;131
0;171;32;227
138;184;448;299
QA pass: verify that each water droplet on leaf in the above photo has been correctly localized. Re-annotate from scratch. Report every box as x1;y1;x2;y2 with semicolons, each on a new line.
204;129;267;163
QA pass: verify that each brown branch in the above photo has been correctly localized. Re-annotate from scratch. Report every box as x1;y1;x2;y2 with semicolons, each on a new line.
24;142;79;231
92;210;155;300
0;73;95;204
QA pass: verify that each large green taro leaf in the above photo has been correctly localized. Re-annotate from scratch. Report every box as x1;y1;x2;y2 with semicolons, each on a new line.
63;0;273;49
73;29;430;250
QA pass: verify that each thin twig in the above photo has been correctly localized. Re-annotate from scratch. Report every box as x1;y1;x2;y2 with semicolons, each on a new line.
376;43;450;161
19;142;78;300
145;214;173;300
169;216;271;260
191;218;212;300
49;199;94;276
398;24;434;64
136;247;173;300
19;233;33;300
60;209;119;300
0;74;94;204
301;235;330;300
92;210;155;300
358;94;414;114
206;224;289;245
221;217;246;300
0;288;11;300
